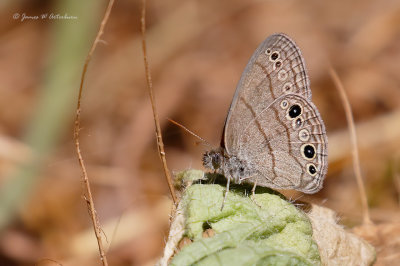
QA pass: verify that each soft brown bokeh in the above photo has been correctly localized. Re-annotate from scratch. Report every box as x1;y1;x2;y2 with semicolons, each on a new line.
0;0;399;265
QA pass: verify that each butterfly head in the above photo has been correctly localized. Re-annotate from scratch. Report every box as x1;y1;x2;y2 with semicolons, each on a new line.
202;150;223;171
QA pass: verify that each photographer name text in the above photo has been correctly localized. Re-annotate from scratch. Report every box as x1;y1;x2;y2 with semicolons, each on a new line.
13;13;78;22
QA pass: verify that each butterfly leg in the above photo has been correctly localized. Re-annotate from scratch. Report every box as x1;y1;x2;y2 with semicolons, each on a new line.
208;170;218;184
221;177;230;211
250;181;262;208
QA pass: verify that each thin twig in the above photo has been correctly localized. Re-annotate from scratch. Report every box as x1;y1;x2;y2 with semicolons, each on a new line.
140;0;177;204
329;67;372;225
73;1;115;265
394;154;400;205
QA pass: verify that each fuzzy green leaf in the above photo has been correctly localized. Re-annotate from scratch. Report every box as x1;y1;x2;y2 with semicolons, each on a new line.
170;170;321;266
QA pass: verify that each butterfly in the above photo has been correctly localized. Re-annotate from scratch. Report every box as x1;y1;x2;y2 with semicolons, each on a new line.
202;33;328;203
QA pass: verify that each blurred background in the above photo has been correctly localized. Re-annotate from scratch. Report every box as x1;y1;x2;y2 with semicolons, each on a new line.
0;0;400;265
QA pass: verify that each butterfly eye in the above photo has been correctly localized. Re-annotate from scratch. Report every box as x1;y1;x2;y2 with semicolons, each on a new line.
307;163;317;176
212;153;222;168
301;144;316;160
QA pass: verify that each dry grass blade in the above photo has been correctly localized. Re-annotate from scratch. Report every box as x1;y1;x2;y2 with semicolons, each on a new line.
329;67;372;225
141;0;177;204
73;1;116;265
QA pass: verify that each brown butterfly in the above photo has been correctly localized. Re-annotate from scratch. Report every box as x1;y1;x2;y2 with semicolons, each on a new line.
202;33;328;204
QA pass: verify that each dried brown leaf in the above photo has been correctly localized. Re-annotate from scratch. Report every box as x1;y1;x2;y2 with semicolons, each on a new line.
308;205;376;265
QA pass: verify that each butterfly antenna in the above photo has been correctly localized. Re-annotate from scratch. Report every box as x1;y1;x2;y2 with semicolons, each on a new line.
167;118;213;148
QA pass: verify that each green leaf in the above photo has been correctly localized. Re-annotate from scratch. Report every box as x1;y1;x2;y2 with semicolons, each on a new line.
170;170;321;266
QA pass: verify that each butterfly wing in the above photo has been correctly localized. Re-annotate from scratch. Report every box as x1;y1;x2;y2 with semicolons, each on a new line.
223;33;328;193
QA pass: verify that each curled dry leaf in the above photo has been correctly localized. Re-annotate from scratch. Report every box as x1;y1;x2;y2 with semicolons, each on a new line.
308;205;376;265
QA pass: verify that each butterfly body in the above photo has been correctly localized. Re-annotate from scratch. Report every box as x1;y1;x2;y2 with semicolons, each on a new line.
203;149;255;184
202;33;328;194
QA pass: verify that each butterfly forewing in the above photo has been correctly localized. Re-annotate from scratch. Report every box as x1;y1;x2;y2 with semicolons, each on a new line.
223;33;328;193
